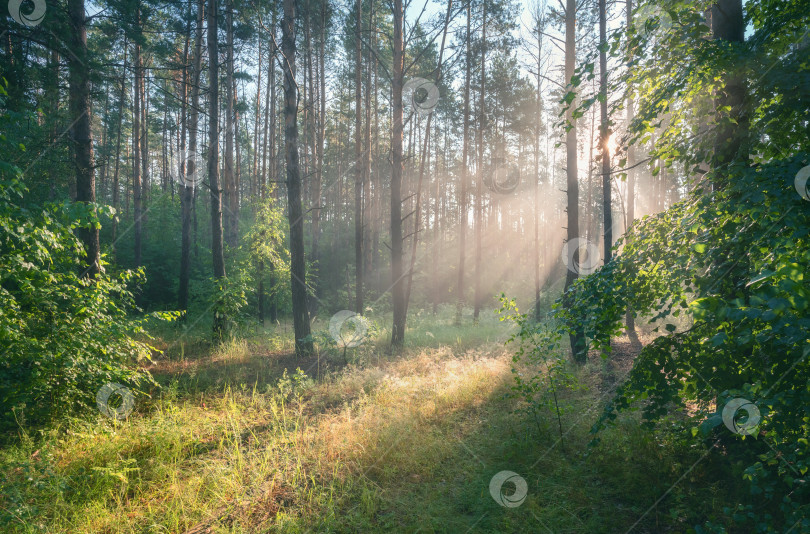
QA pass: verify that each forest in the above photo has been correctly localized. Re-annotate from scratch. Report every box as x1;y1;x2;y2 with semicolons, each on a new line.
0;0;809;531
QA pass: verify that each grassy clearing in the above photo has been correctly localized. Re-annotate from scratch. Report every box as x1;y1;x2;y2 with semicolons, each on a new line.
1;310;738;533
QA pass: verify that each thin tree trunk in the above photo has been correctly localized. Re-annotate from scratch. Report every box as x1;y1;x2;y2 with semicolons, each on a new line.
224;0;237;248
354;0;364;314
68;0;99;278
209;0;227;337
253;41;262;199
282;0;314;355
141;68;150;243
180;0;204;315
564;0;586;362
133;22;143;266
455;2;472;326
599;0;613;354
534;12;543;320
363;1;373;282
473;0;486;323
404;0;453;317
390;0;406;346
625;0;638;337
599;0;612;262
112;40;128;259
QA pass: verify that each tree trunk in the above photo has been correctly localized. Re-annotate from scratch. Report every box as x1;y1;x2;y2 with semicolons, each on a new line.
252;42;262;199
534;11;543;321
112;40;127;260
141;67;150;243
711;0;747;177
473;0;486;323
404;0;453;318
390;0;406;346
625;0;637;336
68;0;99;278
133;30;143;266
180;0;204;315
224;0;237;249
563;0;587;362
599;0;613;354
455;2;472;326
354;0;364;314
282;0;314;356
600;0;612;264
312;1;326;307
363;1;373;284
209;0;227;337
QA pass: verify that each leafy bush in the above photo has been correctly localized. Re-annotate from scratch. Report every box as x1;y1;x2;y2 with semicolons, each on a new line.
0;177;167;434
498;296;583;447
543;0;810;529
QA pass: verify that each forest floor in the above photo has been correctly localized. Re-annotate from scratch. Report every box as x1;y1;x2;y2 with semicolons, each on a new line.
1;311;739;533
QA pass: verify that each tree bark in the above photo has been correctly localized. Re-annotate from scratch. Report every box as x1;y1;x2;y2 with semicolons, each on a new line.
224;0;237;248
600;0;612;264
454;2;472;326
68;0;99;278
133;23;143;266
112;40;127;260
390;0;406;346
282;0;314;356
354;0;364;314
208;0;227;337
711;0;747;177
180;0;204;315
625;0;637;336
473;0;486;323
563;0;587;362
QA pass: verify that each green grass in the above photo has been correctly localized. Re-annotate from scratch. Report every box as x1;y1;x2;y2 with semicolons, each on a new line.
0;309;739;533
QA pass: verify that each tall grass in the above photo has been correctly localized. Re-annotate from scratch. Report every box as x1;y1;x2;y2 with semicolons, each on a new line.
1;309;736;532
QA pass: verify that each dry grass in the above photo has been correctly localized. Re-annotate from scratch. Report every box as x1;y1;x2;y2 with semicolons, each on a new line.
0;316;738;533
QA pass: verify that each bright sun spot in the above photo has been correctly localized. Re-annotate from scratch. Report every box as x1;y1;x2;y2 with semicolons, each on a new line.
606;133;618;156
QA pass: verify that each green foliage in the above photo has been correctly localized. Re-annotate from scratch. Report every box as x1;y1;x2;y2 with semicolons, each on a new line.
274;367;314;403
541;0;810;529
498;295;583;445
0;177;170;433
202;199;292;340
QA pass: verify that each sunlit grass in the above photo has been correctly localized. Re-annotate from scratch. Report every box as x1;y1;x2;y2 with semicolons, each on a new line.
0;309;736;533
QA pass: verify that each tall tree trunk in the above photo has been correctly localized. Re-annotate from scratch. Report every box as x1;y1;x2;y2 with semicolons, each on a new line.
563;0;586;362
224;0;237;248
599;0;613;354
112;40;128;259
209;0;227;337
282;0;314;356
253;41;262;199
262;25;273;199
133;25;143;266
625;0;637;335
354;0;364;314
600;0;612;264
534;11;543;321
363;0;373;284
141;68;150;243
473;0;486;323
233;75;241;237
180;0;204;315
312;1;326;308
390;0;406;346
404;0;453;318
711;0;747;177
68;0;99;278
432;123;441;315
455;2;472;326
